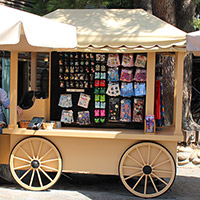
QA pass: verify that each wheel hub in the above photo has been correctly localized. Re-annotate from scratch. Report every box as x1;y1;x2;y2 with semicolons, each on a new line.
31;160;40;169
143;165;152;175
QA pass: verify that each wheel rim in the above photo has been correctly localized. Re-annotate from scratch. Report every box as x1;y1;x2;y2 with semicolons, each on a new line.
119;142;176;198
10;137;62;191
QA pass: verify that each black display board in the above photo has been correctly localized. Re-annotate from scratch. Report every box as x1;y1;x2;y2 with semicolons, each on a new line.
50;52;146;129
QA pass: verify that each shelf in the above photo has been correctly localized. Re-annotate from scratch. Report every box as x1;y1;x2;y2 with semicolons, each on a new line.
3;126;183;142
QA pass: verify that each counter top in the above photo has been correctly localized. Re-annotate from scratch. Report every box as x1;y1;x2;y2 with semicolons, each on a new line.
3;126;183;142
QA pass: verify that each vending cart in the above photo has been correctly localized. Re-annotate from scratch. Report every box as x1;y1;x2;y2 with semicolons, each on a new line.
0;8;187;198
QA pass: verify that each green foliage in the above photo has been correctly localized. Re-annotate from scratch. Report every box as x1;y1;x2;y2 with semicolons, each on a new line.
26;0;49;16
26;0;107;15
25;0;135;16
194;18;200;30
195;0;200;30
104;0;133;8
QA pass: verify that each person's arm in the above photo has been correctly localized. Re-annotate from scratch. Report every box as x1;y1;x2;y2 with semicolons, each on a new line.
17;105;23;116
0;88;10;109
0;89;23;116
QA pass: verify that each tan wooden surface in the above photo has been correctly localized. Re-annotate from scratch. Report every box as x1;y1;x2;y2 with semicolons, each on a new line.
7;134;178;175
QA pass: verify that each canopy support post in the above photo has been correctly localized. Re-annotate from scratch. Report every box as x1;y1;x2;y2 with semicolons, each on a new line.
47;53;51;120
146;52;156;116
174;52;185;135
8;51;18;129
31;52;37;91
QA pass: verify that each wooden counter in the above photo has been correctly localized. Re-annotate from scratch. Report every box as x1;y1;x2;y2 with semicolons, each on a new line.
3;126;183;142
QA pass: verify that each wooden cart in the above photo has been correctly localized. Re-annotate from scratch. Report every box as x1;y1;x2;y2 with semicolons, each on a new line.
0;7;186;198
0;51;184;198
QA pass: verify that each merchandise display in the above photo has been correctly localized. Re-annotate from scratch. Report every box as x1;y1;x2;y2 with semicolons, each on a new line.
132;98;145;122
134;55;147;68
120;68;133;82
77;111;91;125
58;94;72;108
107;53;120;67
145;115;155;133
122;53;134;67
78;93;91;109
120;99;132;122
51;52;148;129
108;98;120;121
61;110;74;123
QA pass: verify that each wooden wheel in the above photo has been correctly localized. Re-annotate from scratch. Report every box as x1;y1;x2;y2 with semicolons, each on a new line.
119;142;176;198
10;137;62;191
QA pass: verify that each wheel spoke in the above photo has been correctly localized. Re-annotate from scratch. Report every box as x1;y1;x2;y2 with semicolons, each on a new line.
36;169;43;187
39;167;53;182
153;169;172;174
29;169;35;186
40;148;53;161
144;175;148;194
150;149;162;167
151;172;168;186
152;159;170;169
147;145;150;165
19;168;32;180
40;164;59;172
136;147;146;165
125;171;143;181
132;174;144;190
19;146;32;161
149;174;158;193
29;141;35;159
37;141;43;159
41;158;59;164
13;156;31;163
123;165;142;170
14;164;30;170
127;155;143;167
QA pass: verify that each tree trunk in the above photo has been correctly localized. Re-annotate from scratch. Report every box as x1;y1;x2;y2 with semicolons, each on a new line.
175;0;198;131
152;0;176;26
133;0;198;131
182;53;200;131
175;0;196;32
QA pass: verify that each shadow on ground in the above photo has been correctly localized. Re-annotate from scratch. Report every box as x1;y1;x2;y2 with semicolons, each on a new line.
0;174;199;200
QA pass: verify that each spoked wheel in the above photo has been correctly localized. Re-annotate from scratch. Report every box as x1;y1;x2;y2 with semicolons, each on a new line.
119;142;176;198
10;137;62;191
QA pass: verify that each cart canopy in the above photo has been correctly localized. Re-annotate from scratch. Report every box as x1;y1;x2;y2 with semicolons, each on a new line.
186;30;200;56
0;5;77;52
45;9;186;53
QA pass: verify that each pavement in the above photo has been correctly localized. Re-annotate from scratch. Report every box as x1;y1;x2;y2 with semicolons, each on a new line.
0;165;199;200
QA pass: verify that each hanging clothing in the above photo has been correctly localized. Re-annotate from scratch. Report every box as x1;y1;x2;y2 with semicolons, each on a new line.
154;80;165;127
154;80;161;120
157;81;165;127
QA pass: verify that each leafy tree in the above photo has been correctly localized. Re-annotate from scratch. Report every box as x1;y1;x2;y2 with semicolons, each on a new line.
26;0;49;15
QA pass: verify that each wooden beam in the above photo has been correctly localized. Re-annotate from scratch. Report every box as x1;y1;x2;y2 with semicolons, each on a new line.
8;51;18;129
174;52;185;135
145;52;156;116
31;52;37;91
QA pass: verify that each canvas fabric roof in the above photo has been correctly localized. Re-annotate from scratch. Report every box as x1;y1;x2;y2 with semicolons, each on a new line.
186;31;200;56
45;9;186;53
0;5;77;52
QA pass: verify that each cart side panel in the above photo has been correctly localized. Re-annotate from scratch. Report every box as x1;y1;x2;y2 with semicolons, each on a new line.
18;99;49;121
0;135;10;164
9;135;178;175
